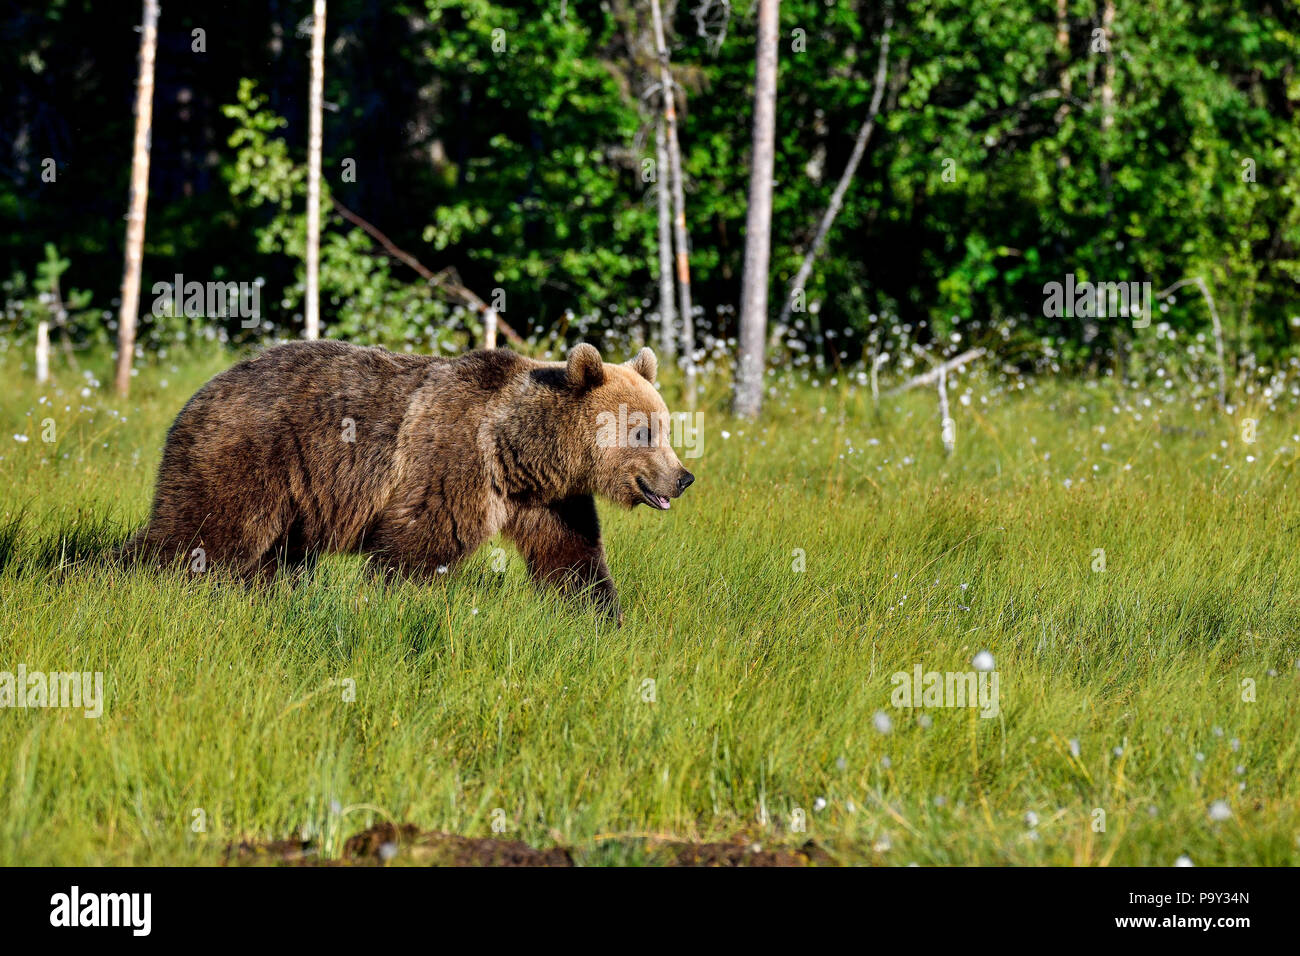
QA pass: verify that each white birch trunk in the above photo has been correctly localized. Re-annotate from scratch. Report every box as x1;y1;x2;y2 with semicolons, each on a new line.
36;320;50;385
305;0;326;340
115;0;160;397
733;0;781;420
649;0;696;406
655;112;676;360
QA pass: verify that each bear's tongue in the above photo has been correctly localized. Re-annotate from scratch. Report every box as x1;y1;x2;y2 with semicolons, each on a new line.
638;478;671;510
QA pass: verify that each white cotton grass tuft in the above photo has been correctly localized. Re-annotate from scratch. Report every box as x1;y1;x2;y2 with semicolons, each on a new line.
1208;800;1232;822
872;711;893;734
972;650;995;672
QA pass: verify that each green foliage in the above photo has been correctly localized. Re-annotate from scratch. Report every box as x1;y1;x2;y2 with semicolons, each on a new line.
3;0;1298;365
1;243;104;355
222;79;464;351
419;0;655;324
873;0;1300;360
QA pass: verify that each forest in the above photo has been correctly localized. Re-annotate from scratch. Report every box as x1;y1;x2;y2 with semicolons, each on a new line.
5;0;1299;398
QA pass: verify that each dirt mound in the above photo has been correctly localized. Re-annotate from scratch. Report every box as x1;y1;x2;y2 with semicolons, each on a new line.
668;838;832;867
224;823;831;867
223;837;318;866
343;822;574;867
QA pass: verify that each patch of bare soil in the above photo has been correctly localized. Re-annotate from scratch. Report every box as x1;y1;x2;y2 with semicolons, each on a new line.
343;822;574;867
225;823;832;867
223;837;319;866
667;838;834;867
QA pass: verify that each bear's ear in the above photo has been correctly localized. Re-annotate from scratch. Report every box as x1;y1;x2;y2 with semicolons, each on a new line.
626;347;657;384
566;343;606;390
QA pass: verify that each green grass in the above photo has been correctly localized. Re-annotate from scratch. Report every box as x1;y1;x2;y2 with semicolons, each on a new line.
2;348;1298;866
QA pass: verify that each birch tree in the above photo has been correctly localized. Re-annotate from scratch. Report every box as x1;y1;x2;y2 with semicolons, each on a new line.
115;0;160;397
649;0;696;406
35;245;66;385
304;0;326;341
654;112;676;360
732;0;780;420
36;313;50;385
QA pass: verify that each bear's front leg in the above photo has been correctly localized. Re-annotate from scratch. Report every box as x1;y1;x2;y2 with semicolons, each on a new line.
505;495;621;623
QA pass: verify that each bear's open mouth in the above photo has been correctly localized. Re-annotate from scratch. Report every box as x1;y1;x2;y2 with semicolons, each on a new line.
636;476;671;510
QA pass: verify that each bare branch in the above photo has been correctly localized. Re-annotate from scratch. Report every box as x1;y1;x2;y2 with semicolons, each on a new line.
692;0;731;54
776;19;893;334
330;198;524;346
887;348;986;395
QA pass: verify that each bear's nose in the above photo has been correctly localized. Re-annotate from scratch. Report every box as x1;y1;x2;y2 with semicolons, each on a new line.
677;471;695;494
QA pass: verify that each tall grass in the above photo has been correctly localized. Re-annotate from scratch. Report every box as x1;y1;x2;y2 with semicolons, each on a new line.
1;348;1297;865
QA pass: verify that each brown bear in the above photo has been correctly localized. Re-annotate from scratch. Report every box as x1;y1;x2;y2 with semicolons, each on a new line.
126;340;694;620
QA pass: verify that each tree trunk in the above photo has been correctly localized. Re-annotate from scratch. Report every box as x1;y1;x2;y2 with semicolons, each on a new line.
1099;0;1115;132
774;20;890;336
115;0;160;397
649;0;696;407
1053;0;1072;181
305;0;326;341
655;112;676;360
1054;0;1071;128
1097;0;1115;199
733;0;780;420
36;320;50;385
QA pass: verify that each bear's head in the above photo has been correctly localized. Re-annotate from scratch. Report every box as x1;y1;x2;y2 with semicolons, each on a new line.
566;343;695;511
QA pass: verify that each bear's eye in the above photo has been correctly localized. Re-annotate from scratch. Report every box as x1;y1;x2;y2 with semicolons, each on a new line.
631;425;650;447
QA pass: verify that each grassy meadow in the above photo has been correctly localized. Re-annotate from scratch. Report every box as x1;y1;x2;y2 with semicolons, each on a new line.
1;346;1298;866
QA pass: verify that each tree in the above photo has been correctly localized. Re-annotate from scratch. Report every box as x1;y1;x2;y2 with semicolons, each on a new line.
649;0;697;406
654;111;676;360
304;0;327;341
35;244;66;384
9;0;1300;366
733;0;780;419
114;0;159;397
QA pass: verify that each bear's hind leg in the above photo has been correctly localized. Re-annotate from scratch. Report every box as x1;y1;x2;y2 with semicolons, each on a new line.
139;494;288;583
257;516;320;585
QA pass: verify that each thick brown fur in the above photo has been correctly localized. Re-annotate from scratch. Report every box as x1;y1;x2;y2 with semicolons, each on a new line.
124;340;694;620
